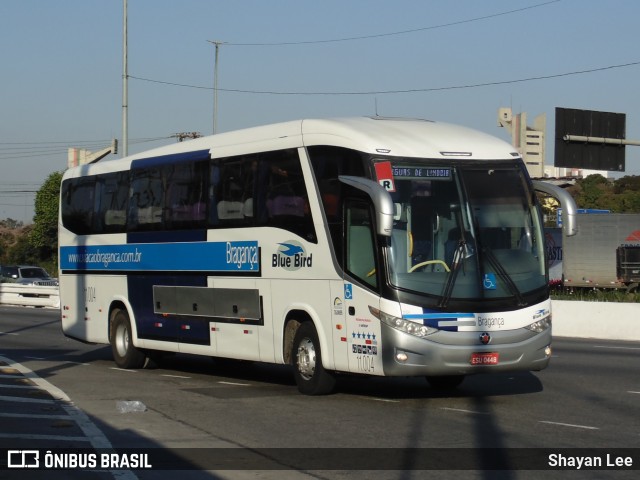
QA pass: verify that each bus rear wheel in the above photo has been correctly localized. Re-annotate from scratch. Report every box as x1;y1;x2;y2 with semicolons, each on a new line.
110;308;146;369
292;322;336;395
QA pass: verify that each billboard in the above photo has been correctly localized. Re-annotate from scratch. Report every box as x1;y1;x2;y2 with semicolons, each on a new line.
554;107;625;171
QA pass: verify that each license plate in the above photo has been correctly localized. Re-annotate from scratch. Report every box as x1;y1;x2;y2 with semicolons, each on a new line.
470;352;499;365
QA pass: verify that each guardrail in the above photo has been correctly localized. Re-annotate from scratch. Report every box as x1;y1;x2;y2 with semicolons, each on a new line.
0;283;60;308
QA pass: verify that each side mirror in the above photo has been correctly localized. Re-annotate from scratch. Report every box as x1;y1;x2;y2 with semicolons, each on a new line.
532;180;577;237
338;176;394;237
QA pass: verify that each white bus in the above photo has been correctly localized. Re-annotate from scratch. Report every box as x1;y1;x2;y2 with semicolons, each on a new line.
59;117;577;395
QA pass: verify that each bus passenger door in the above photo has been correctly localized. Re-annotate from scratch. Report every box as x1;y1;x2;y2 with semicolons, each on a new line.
343;200;383;376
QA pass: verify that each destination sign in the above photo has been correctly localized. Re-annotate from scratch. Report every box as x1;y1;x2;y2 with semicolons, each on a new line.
391;166;452;180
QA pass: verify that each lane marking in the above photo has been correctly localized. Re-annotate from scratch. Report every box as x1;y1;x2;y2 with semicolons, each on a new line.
110;367;138;373
218;381;250;386
440;407;490;415
0;355;138;480
539;420;599;430
369;397;400;403
629;391;640;394
161;374;191;379
594;345;640;351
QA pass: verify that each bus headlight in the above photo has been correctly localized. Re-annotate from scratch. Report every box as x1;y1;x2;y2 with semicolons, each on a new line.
369;306;438;338
525;315;551;333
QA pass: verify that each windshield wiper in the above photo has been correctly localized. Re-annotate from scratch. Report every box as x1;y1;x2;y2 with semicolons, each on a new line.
438;240;466;309
481;245;527;307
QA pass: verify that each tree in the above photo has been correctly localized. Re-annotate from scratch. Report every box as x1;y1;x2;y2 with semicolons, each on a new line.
6;225;40;265
614;175;640;194
30;171;62;266
566;174;640;213
0;218;23;229
570;174;610;209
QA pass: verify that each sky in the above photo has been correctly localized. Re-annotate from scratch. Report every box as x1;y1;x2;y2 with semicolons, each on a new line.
2;0;640;223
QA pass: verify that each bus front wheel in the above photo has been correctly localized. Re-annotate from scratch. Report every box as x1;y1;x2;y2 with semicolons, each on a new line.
292;322;336;395
110;308;146;369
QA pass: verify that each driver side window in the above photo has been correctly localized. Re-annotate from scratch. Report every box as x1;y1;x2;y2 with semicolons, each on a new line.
345;202;378;290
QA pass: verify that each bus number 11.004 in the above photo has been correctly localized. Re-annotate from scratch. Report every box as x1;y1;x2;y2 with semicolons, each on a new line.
356;355;375;373
84;286;96;303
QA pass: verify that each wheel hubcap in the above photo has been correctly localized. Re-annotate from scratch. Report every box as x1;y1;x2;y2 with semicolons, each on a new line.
115;323;129;357
296;337;316;380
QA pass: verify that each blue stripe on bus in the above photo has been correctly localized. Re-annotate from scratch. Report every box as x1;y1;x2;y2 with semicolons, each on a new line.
403;312;475;320
130;149;211;169
60;241;259;272
403;312;475;332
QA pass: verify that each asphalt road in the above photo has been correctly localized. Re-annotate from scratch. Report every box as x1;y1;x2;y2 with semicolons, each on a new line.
0;305;638;479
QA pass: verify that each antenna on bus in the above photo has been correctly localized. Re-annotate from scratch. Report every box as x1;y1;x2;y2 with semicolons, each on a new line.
172;132;202;142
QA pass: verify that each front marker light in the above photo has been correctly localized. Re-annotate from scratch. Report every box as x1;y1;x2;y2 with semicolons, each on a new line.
525;315;552;333
369;306;439;338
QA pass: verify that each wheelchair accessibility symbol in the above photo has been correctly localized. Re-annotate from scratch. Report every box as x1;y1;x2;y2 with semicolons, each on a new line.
483;273;497;290
344;284;353;300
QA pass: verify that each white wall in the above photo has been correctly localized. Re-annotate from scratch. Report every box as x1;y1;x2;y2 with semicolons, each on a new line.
552;300;640;341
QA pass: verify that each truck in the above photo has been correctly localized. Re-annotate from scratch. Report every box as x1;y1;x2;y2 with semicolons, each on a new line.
546;214;640;292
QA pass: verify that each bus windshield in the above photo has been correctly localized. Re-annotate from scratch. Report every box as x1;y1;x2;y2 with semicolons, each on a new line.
382;160;546;306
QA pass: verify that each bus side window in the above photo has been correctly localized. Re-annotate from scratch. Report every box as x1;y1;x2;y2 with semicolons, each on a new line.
97;172;128;233
210;155;259;228
61;177;96;235
345;202;378;289
308;145;367;260
262;150;317;243
164;161;207;229
129;168;163;230
216;161;245;222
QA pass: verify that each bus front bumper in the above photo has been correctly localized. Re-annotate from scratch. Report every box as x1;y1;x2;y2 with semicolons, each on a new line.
380;322;552;377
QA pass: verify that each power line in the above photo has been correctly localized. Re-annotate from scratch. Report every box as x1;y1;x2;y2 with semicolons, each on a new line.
129;60;640;96
0;183;41;186
224;0;561;46
0;139;115;146
0;137;171;162
0;137;168;148
0;145;108;153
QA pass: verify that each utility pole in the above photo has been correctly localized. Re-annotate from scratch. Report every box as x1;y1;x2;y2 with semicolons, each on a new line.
122;0;129;157
207;40;224;134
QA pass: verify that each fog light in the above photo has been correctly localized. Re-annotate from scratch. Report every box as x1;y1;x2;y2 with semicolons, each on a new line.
396;352;408;362
544;345;552;357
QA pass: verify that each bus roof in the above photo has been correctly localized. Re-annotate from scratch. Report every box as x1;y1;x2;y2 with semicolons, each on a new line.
65;117;520;178
300;117;519;159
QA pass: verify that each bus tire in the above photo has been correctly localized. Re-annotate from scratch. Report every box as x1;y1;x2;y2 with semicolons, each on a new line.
292;321;336;395
426;375;465;390
110;308;146;369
